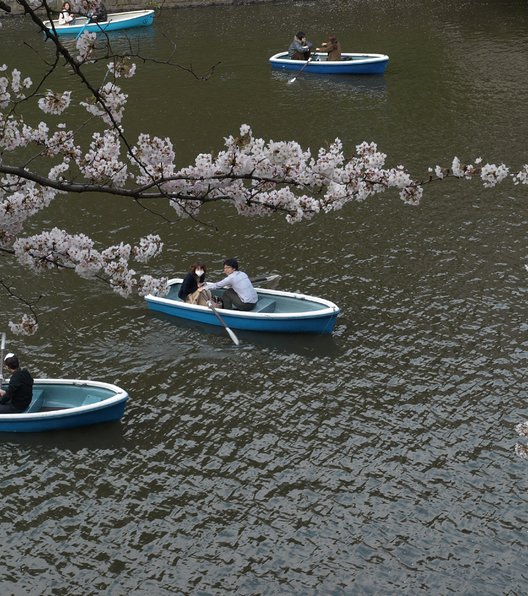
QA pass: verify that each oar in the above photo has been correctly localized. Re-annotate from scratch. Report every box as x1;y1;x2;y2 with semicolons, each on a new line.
207;301;240;346
75;18;89;39
288;55;313;84
250;274;281;287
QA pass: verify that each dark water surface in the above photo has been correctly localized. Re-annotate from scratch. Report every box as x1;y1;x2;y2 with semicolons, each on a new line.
1;0;528;593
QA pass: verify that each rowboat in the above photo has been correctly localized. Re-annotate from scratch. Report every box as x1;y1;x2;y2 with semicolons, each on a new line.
43;9;155;36
0;379;129;433
269;52;389;75
145;279;340;334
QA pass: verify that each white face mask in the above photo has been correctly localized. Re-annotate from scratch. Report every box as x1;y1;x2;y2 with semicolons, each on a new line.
195;269;204;277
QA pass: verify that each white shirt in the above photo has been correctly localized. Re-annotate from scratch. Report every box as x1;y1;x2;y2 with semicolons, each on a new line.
58;11;75;24
205;271;258;304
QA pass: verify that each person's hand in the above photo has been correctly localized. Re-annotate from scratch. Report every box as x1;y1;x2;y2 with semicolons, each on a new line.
0;390;5;397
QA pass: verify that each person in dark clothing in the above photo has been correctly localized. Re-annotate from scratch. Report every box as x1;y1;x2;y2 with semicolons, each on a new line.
178;262;208;304
90;0;107;23
81;0;107;23
0;353;34;413
288;31;313;60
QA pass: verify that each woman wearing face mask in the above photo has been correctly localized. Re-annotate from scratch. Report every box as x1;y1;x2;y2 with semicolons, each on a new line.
178;262;208;304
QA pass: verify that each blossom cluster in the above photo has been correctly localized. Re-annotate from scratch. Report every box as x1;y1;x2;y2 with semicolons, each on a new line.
12;228;168;299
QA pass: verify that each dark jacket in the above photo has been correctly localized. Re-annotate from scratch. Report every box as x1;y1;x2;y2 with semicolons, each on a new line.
92;2;107;22
0;368;34;411
325;39;341;61
178;272;206;301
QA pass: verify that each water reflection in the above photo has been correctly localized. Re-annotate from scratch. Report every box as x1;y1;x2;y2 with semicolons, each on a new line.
0;420;126;450
270;69;388;98
48;25;158;55
146;311;341;358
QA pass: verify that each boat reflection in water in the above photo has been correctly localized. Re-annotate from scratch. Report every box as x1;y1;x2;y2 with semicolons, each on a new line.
147;312;342;358
271;70;388;98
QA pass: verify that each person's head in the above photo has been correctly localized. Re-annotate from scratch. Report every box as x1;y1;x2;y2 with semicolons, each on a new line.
190;262;206;277
329;35;337;43
63;2;71;9
3;353;19;371
223;258;239;275
296;31;306;42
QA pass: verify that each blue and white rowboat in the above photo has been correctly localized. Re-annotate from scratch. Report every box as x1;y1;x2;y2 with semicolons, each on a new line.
43;9;155;36
0;379;129;433
269;51;389;75
145;279;340;334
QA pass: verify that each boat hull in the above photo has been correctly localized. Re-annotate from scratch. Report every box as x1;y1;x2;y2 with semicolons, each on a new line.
0;379;129;433
43;10;155;36
145;279;340;334
269;52;389;74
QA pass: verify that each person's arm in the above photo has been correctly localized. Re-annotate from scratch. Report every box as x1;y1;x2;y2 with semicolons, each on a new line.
205;272;235;291
290;40;305;53
0;377;18;403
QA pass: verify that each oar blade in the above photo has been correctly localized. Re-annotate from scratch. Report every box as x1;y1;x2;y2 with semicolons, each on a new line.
208;301;241;346
226;327;240;346
251;274;281;288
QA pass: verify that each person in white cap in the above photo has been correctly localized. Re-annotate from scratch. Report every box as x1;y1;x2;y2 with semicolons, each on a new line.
0;353;34;413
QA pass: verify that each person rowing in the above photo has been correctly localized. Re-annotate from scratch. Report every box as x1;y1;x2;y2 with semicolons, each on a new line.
288;31;313;60
199;258;258;311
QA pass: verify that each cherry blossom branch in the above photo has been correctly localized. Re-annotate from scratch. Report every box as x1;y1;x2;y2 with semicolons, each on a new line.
0;279;40;335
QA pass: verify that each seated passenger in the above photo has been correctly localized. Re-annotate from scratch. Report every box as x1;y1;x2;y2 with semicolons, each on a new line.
316;35;342;61
58;1;75;25
0;353;34;414
178;262;210;306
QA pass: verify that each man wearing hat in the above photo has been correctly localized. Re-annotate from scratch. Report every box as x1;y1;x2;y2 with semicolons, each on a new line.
200;258;258;311
0;353;34;413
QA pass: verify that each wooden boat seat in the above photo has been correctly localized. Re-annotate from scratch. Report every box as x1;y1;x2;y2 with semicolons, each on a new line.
26;389;46;413
254;298;277;313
